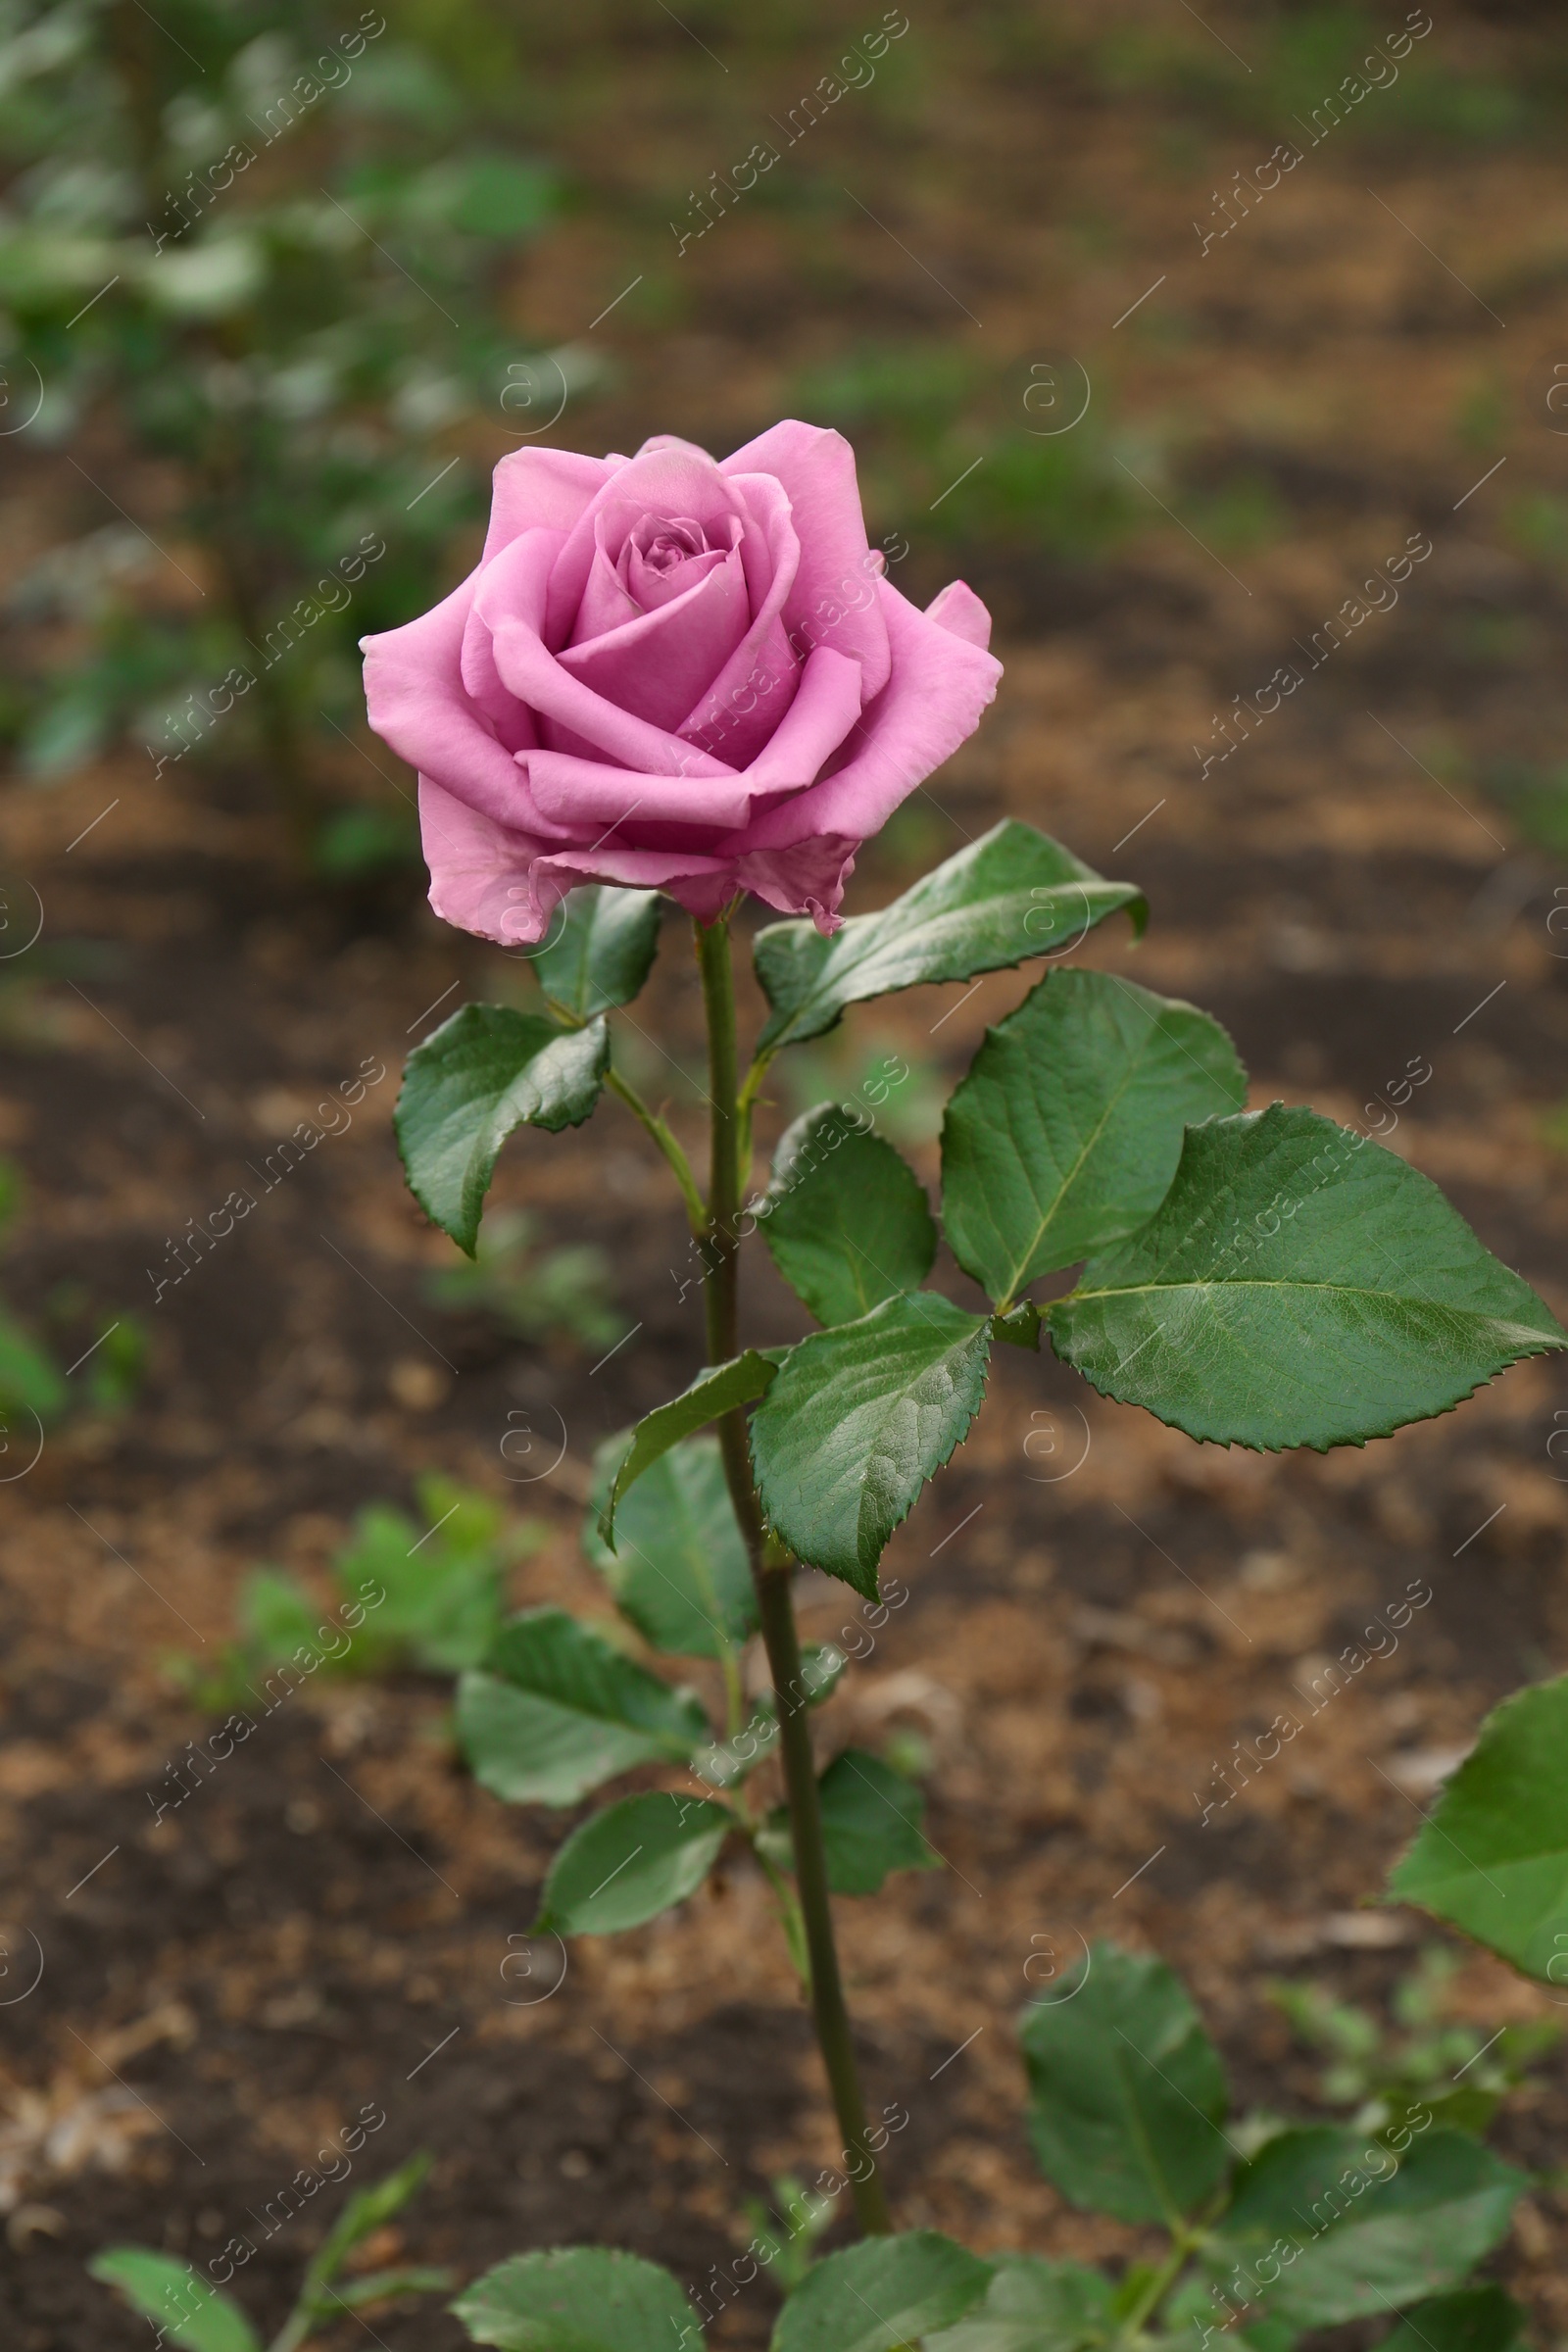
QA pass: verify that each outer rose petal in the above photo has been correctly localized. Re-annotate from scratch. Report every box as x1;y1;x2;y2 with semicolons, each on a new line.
716;575;1002;853
923;578;994;649
363;576;546;833
420;776;739;943
481;448;617;564
719;421;892;697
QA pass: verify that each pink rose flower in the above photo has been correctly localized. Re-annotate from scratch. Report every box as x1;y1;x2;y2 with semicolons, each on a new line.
360;421;1001;943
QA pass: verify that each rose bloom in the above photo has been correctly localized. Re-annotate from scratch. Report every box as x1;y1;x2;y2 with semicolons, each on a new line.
361;421;1001;943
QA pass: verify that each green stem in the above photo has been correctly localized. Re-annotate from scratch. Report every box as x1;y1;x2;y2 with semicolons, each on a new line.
1119;2227;1200;2339
605;1064;707;1233
693;913;894;2237
736;1049;773;1200
267;2299;318;2352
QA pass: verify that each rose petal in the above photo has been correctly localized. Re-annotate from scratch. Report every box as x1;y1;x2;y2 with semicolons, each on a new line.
482;447;618;565
675;470;804;769
924;578;994;650
744;645;863;789
572;539;645;644
418;775;572;944
558;541;752;735
363;576;555;833
716;575;1001;853
522;751;780;836
458;528;563;755
721;422;892;697
733;834;858;932
483;609;738;780
543;440;751;650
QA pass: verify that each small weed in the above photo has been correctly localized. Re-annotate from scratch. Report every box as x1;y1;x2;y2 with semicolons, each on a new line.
1272;1944;1559;2140
174;1474;545;1710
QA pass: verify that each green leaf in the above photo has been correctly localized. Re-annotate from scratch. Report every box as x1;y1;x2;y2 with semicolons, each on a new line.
1386;1673;1568;1981
762;1103;938;1326
315;2266;454;2312
585;1434;757;1659
89;2250;261;2352
453;2246;697;2352
754;821;1147;1054
331;1482;511;1674
758;1749;938;1894
750;1294;991;1597
307;2153;434;2292
1048;1103;1567;1450
241;1567;323;1660
0;1305;66;1420
596;1352;778;1550
458;1609;710;1808
533;885;663;1021
396;1004;610;1255
923;2256;1115;2352
774;2232;994;2352
1208;2126;1524;2327
418;152;558;239
1377;2286;1526;2352
941;970;1246;1305
991;1301;1041;1350
533;1791;730;1935
1237;2323;1296;2352
1019;1941;1229;2226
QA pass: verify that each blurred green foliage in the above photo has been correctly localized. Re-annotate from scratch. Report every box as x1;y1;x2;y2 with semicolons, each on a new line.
0;1155;66;1423
176;1470;546;1708
425;1205;626;1352
1091;4;1544;146
1272;1945;1559;2142
792;338;1142;562
0;0;569;845
1478;757;1568;856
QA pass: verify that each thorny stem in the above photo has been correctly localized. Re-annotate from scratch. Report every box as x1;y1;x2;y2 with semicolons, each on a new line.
693;911;894;2236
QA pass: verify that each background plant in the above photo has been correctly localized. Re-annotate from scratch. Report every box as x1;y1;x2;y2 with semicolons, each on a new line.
176;1472;543;1709
91;2149;449;2350
0;0;567;859
1271;1948;1558;2141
